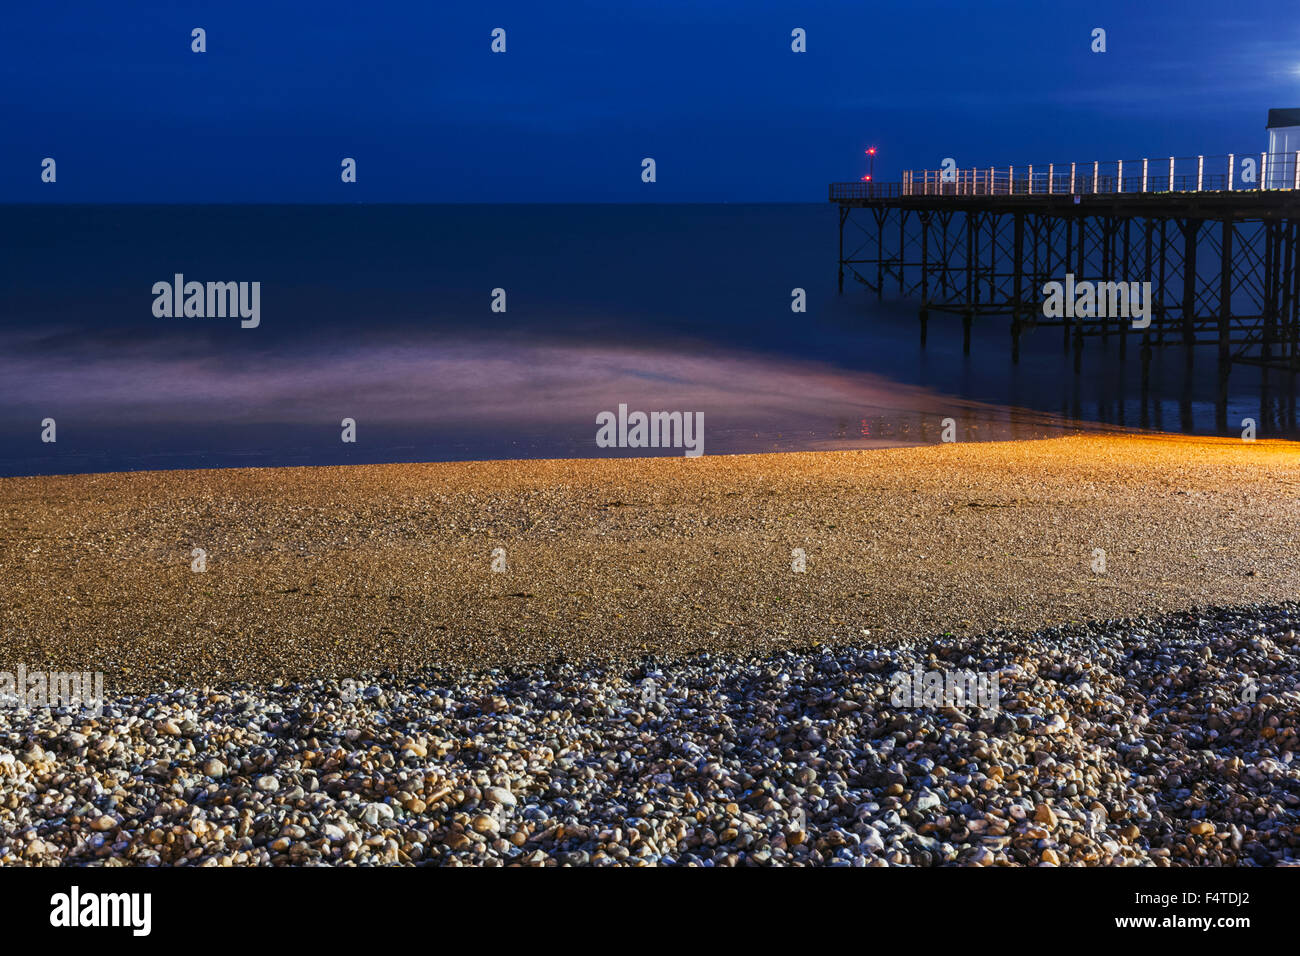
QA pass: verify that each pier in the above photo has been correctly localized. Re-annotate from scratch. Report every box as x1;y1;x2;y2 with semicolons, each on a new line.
830;153;1300;403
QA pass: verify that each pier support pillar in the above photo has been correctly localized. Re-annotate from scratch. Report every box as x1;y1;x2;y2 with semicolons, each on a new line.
919;212;931;347
1141;333;1152;393
874;207;886;301
1157;220;1169;347
1011;211;1024;365
837;206;848;294
965;212;976;291
1218;217;1233;412
1076;212;1088;365
1181;218;1200;358
1264;221;1279;367
1064;218;1074;352
1101;218;1113;346
1120;219;1131;359
898;209;908;297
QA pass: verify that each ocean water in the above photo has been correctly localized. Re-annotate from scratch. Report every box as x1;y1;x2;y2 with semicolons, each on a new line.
0;203;1295;477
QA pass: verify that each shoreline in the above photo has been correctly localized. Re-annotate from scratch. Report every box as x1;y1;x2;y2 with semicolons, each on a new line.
0;426;1162;484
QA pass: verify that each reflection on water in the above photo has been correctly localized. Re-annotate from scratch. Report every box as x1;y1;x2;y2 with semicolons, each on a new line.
0;203;1297;477
0;332;1130;475
1062;358;1299;437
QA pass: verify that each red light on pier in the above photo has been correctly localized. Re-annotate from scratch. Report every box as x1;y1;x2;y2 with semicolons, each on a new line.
864;146;878;184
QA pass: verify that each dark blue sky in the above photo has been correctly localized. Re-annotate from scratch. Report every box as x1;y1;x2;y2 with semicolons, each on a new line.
4;0;1299;202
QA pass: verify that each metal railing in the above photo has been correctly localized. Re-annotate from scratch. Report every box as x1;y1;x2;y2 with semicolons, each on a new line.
830;152;1300;200
830;181;905;199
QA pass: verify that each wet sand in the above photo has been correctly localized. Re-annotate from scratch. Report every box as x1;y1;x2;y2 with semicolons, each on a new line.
2;433;1299;691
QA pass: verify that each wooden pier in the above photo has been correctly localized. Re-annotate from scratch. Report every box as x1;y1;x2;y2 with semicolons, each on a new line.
830;154;1300;404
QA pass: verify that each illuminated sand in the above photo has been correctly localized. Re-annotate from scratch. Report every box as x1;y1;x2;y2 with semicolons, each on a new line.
2;433;1299;690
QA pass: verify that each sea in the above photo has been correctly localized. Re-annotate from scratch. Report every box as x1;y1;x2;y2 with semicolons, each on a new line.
1;203;1295;477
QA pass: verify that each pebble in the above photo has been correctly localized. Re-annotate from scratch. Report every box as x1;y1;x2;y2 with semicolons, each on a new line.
2;602;1298;867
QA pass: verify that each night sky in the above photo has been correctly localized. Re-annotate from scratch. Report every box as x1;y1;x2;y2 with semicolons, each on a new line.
4;0;1299;203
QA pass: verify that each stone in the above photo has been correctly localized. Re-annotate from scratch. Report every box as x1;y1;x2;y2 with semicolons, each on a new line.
361;803;395;826
910;789;942;813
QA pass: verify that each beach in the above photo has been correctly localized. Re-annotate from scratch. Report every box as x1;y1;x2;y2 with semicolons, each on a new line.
3;434;1300;866
2;433;1299;689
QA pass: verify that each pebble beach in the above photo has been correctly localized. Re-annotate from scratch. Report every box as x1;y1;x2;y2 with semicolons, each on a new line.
1;603;1298;866
2;433;1299;865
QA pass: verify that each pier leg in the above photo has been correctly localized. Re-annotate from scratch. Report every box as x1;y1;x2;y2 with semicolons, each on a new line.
1073;214;1086;373
1182;219;1199;363
1011;211;1024;365
964;212;976;353
1264;221;1278;367
1101;218;1112;346
1120;219;1131;359
1179;367;1194;433
1284;222;1294;364
1218;216;1233;423
1140;334;1151;431
1284;221;1298;365
1143;217;1155;358
837;206;847;293
1064;218;1074;352
898;209;907;297
987;215;998;307
938;212;952;298
967;210;977;319
875;208;885;301
920;211;931;347
1141;332;1152;394
1031;214;1041;296
1158;220;1168;347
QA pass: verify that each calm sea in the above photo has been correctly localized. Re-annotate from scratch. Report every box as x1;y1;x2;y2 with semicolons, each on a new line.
1;203;1294;477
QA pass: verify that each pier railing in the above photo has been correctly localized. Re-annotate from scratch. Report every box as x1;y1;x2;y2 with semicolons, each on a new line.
831;152;1300;200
